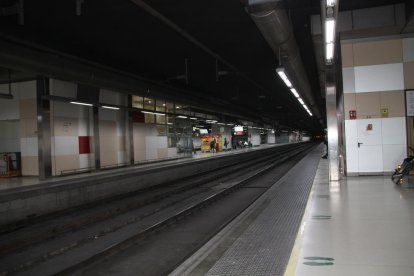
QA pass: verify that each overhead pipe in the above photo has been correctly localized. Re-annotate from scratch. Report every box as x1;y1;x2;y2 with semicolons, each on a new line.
245;1;323;126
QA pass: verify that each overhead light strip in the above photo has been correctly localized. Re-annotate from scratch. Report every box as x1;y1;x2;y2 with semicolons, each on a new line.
325;19;335;44
276;68;293;88
276;67;313;117
323;0;338;63
141;110;165;116
326;0;336;7
102;105;120;110
70;101;93;106
290;88;299;98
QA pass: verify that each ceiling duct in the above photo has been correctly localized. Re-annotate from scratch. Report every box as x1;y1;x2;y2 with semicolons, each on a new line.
245;0;323;126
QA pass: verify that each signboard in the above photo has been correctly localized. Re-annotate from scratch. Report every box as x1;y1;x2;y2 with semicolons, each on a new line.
407;90;414;117
381;108;388;118
349;110;356;120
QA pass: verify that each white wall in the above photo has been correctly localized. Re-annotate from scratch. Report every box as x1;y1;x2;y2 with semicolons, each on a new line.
248;127;261;146
267;133;276;144
211;124;232;149
354;63;404;92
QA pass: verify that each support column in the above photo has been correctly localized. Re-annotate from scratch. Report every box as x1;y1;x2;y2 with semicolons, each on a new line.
326;68;340;181
127;95;135;165
36;77;52;179
92;106;101;170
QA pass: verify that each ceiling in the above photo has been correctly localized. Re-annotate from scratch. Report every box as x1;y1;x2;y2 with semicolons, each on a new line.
0;0;408;133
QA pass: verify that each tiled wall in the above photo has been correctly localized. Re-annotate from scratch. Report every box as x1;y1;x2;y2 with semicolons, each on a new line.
342;37;413;174
50;80;91;175
0;83;21;154
0;81;38;175
133;123;170;161
50;80;129;174
99;89;127;167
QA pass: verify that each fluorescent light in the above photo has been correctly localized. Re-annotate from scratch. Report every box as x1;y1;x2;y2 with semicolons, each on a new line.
326;0;335;7
177;115;188;118
70;101;93;106
326;42;334;60
298;98;305;105
167;122;173;125
190;117;197;120
217;122;225;125
176;106;180;109
325;19;335;44
276;68;292;88
142;111;165;115
102;105;120;110
290;88;299;98
227;123;233;126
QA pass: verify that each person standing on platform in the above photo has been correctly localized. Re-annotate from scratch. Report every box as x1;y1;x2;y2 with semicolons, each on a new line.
224;137;228;151
192;139;196;155
322;132;328;159
210;138;216;153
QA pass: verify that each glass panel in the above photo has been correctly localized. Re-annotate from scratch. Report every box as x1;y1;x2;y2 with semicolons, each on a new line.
144;113;155;123
132;95;143;108
156;100;166;112
156;114;166;124
156;125;166;136
167;123;176;147
144;97;155;110
167;115;175;125
166;101;174;113
177;105;190;115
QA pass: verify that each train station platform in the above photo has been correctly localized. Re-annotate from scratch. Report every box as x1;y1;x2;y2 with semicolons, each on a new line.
0;143;287;226
0;144;276;192
171;145;414;276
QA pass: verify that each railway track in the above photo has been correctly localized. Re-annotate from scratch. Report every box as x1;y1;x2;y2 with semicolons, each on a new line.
0;143;316;276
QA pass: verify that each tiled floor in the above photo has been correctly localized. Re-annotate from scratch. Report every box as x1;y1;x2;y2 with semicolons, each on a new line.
289;160;414;276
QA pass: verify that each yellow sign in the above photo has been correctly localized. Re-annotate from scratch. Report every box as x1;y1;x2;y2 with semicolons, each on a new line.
381;108;389;118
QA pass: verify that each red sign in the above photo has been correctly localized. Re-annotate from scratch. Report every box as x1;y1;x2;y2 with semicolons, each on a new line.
79;136;91;154
349;110;356;120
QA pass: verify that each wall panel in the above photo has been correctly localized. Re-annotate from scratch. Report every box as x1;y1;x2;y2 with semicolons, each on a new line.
403;37;414;62
358;145;383;173
355;93;380;118
383;145;406;172
21;156;38;176
342;67;355;93
345;146;359;173
54;155;80;175
404;62;414;89
345;120;358;147
381;117;406;145
380;91;405;117
354;63;404;92
341;44;354;68
353;39;402;66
